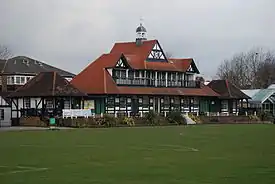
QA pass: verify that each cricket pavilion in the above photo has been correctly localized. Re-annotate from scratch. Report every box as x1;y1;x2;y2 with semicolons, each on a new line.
71;23;247;117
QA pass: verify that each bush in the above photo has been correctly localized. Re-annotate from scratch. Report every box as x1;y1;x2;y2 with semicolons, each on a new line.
121;117;135;126
144;110;159;125
166;111;187;125
258;111;273;121
102;114;117;127
248;114;260;121
188;113;202;124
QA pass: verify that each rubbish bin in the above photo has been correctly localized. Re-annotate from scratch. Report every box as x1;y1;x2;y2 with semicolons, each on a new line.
49;117;56;129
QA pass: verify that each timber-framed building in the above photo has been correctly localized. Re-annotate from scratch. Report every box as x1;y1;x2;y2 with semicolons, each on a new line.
71;24;222;116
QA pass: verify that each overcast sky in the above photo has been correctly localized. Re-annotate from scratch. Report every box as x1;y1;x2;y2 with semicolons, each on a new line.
0;0;274;77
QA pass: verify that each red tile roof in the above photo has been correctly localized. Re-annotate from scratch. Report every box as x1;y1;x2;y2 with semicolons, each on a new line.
71;40;219;97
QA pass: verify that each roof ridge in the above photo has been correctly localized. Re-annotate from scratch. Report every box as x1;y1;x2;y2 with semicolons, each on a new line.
113;39;157;44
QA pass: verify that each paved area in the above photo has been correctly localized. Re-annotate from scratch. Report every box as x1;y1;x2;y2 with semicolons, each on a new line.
0;126;73;132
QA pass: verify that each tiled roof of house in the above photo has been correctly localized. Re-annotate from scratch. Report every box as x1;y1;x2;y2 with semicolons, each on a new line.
207;80;250;99
9;72;86;97
71;40;219;97
0;56;75;77
110;40;199;72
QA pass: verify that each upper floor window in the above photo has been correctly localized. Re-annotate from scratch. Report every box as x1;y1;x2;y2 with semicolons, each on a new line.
7;75;33;85
15;77;20;84
134;71;139;78
113;69;126;79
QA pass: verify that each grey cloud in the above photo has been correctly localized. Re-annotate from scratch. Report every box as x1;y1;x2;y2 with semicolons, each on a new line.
0;0;274;77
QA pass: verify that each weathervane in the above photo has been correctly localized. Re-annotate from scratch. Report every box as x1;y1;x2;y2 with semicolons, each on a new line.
140;17;144;25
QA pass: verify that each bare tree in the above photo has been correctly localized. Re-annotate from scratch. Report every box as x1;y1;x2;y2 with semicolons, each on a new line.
216;48;275;89
0;45;12;60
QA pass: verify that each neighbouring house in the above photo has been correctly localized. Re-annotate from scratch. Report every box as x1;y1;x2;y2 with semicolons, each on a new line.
71;23;221;117
8;72;86;125
0;56;75;126
207;80;250;115
0;56;75;91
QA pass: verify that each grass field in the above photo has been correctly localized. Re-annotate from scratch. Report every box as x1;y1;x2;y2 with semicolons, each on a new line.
0;125;275;184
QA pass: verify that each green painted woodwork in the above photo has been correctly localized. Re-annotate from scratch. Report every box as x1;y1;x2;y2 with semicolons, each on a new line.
199;99;209;113
95;98;106;114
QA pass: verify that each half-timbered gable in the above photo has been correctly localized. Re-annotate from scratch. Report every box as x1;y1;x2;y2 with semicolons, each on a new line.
147;41;167;61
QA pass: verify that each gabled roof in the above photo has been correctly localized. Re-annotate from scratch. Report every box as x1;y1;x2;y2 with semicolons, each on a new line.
0;56;75;77
9;72;86;97
207;80;250;99
110;40;199;73
71;52;219;97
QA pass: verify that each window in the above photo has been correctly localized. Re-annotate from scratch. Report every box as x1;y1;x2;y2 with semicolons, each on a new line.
141;71;145;78
120;97;126;108
0;109;4;120
128;70;134;79
64;100;70;109
20;77;25;84
24;98;31;109
115;98;119;103
107;97;115;108
15;77;20;84
26;77;31;82
164;97;169;105
121;70;126;79
135;71;139;78
178;73;182;80
127;98;131;103
143;96;149;105
221;100;228;112
46;99;54;109
7;76;14;85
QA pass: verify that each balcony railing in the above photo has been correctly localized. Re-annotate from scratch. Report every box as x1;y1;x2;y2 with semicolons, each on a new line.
114;77;200;88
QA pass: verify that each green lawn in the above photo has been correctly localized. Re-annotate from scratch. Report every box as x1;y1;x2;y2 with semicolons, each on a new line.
0;125;275;184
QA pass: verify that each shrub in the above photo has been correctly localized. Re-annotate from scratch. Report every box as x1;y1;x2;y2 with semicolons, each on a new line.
102;114;117;127
121;117;135;126
144;110;159;125
188;113;202;124
248;115;260;121
258;111;273;121
166;111;187;125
